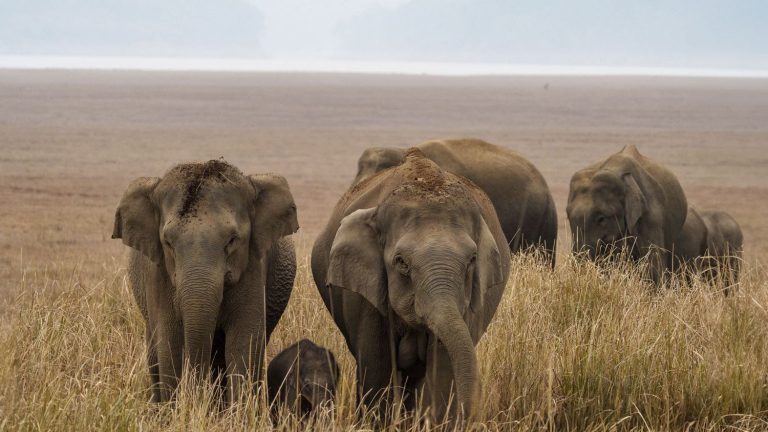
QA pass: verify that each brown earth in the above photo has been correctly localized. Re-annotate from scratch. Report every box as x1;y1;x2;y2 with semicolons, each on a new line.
1;70;767;298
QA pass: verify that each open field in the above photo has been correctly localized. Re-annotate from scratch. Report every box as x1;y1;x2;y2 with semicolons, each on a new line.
1;70;767;430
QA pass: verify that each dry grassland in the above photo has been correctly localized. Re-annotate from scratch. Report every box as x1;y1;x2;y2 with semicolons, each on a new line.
1;71;767;430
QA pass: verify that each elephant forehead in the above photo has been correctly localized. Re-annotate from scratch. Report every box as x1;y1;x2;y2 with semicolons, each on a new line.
299;352;335;374
569;194;620;216
381;200;475;232
160;160;248;219
571;178;622;203
567;194;596;214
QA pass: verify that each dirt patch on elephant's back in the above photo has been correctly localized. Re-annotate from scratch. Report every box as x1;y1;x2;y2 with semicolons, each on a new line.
397;149;448;195
389;148;485;206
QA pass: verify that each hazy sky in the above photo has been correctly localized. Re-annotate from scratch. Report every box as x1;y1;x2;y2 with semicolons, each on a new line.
1;0;766;69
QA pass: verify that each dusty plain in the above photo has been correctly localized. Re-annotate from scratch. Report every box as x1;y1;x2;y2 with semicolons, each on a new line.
1;71;766;287
1;70;767;430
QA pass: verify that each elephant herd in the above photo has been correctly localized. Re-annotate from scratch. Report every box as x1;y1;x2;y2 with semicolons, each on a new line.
112;139;743;423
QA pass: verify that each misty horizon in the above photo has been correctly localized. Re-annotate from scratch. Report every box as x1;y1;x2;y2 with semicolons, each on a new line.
1;0;766;72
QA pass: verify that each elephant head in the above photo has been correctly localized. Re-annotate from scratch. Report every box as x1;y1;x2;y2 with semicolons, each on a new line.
113;160;298;376
567;168;646;260
268;339;340;416
329;153;509;418
352;146;407;185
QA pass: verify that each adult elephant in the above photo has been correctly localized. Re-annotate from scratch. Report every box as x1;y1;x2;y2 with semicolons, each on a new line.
112;159;299;403
353;138;557;266
312;149;511;422
675;206;743;289
566;145;687;284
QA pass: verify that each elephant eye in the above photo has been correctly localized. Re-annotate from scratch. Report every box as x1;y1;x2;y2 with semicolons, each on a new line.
469;253;477;265
595;214;607;225
394;255;410;276
225;235;238;251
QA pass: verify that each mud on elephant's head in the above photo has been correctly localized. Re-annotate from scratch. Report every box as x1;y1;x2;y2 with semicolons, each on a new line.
329;150;510;418
112;160;298;367
567;167;646;260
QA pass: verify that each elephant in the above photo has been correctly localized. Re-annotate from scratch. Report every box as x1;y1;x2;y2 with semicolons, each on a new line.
566;145;687;284
267;339;340;416
674;207;743;290
112;159;299;403
311;148;511;422
353;138;557;267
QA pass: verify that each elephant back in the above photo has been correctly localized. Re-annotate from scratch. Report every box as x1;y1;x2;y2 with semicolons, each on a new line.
418;138;557;255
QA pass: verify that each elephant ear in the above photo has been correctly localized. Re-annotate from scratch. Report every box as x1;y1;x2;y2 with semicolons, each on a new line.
622;173;647;236
249;174;299;254
468;216;506;341
112;177;161;263
327;208;387;316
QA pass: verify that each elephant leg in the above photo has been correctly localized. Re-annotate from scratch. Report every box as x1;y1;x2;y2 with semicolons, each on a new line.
155;319;183;402
658;248;676;287
225;303;266;404
421;335;460;425
539;197;559;270
728;253;742;294
638;230;667;286
351;309;396;419
145;329;161;402
401;362;426;411
225;329;265;403
211;329;228;392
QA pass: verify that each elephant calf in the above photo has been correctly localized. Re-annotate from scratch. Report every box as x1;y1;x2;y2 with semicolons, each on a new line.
567;145;688;284
267;339;340;416
675;207;743;290
113;159;299;403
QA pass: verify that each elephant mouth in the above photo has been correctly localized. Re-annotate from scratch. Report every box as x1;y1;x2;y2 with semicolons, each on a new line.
301;385;335;413
224;270;234;286
397;328;428;371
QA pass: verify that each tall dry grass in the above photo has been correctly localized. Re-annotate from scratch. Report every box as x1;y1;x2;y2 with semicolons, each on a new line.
1;248;767;431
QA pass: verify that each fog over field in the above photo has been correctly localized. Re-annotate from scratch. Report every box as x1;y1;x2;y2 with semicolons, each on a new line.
1;0;767;71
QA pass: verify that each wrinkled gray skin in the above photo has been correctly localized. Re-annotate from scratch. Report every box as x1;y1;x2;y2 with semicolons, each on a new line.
567;145;687;284
113;160;299;403
674;207;743;291
312;149;511;422
354;138;557;267
267;339;340;416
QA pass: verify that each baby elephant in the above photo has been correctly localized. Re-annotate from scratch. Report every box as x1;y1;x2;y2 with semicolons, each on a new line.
675;207;743;291
267;339;340;416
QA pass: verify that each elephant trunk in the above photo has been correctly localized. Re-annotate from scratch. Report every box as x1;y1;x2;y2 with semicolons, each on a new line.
426;300;478;418
178;265;223;379
307;383;335;410
415;265;479;419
